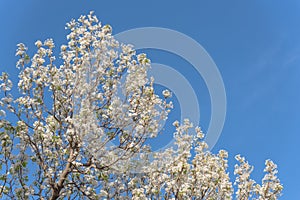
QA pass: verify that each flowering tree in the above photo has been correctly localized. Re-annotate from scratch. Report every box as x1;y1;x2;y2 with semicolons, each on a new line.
0;12;283;199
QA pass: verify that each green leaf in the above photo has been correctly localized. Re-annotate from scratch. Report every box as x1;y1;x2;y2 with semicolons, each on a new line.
22;161;27;167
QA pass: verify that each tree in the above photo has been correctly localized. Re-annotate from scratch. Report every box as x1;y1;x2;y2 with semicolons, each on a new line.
0;11;283;199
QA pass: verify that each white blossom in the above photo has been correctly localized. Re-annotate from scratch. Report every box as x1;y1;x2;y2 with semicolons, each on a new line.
162;89;172;98
0;11;283;200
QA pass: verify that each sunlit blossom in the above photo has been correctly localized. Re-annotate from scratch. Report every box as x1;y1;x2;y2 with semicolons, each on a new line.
0;11;283;200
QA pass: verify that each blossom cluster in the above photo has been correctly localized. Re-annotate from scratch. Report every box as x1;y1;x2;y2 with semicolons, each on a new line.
0;12;282;199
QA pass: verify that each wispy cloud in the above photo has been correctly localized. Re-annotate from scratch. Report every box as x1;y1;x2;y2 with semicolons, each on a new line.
239;39;300;110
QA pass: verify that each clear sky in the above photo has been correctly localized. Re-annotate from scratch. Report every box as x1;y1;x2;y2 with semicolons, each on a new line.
0;0;299;199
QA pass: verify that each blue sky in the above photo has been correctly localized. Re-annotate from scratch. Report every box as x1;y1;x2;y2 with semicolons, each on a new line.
0;0;299;199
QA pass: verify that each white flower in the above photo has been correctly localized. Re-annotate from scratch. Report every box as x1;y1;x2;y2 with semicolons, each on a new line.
0;12;282;200
0;110;5;117
173;120;180;127
162;89;171;98
35;40;42;48
1;97;13;103
44;38;55;48
60;45;67;51
195;126;204;139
